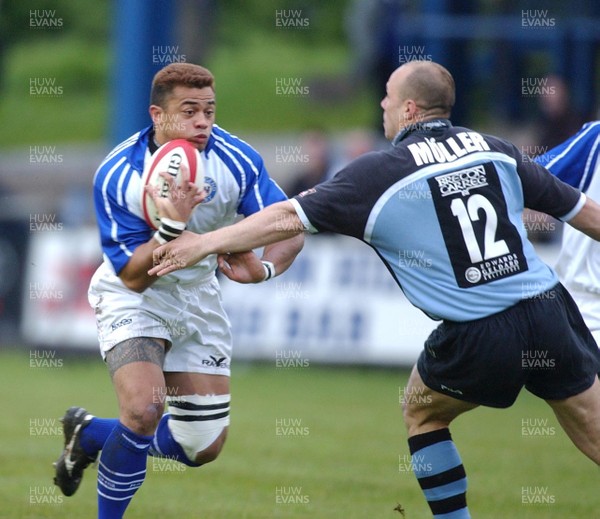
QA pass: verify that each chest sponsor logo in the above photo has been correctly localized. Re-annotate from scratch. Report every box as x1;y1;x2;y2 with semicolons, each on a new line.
201;176;217;203
434;165;488;197
427;162;528;288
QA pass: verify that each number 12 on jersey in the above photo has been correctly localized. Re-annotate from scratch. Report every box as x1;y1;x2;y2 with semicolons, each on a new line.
450;194;509;263
428;162;528;288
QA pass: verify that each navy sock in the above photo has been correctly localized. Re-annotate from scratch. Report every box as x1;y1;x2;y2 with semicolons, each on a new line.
97;422;152;519
408;428;470;519
80;417;118;457
149;413;200;467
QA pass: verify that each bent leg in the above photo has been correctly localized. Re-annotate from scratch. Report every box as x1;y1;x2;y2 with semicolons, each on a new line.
403;365;478;519
546;376;600;464
108;337;167;435
403;365;478;436
156;372;230;466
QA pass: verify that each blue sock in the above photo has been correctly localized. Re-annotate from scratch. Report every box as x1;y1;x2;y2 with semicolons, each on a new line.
97;422;152;519
148;413;200;467
80;417;119;457
408;428;470;519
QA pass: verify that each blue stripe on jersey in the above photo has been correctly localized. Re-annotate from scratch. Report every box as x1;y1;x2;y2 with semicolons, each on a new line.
94;124;286;274
535;121;600;192
93;128;154;274
209;125;287;215
365;151;558;321
364;152;517;241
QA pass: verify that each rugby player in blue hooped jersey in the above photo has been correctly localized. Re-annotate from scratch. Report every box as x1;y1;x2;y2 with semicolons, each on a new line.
151;60;600;518
52;63;303;518
535;121;600;345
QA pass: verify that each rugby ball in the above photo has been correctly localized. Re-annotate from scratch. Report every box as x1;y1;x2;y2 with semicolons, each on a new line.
141;139;203;229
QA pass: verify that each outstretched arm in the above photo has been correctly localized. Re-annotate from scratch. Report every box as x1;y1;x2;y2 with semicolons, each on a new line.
567;196;600;241
216;233;304;284
149;201;305;277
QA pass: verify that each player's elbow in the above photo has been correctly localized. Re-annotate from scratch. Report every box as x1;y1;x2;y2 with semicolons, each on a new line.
119;275;151;293
117;260;154;293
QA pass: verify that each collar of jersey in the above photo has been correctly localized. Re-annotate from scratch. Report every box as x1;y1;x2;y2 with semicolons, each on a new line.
133;124;215;166
392;118;452;146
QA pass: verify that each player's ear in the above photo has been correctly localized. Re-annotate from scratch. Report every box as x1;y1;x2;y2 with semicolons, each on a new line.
403;99;421;124
149;105;164;127
405;99;418;115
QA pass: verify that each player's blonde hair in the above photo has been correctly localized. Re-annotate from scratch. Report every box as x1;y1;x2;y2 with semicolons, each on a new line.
150;63;215;107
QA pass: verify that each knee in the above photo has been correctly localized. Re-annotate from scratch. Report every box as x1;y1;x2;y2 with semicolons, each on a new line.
167;394;231;466
192;428;228;465
122;401;163;436
402;400;424;436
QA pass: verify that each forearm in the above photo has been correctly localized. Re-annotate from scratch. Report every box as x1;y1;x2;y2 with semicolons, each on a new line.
567;196;600;241
203;201;305;255
119;238;163;292
261;233;305;277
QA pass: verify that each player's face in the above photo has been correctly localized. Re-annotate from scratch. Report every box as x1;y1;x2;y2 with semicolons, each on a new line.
151;86;215;151
381;69;406;141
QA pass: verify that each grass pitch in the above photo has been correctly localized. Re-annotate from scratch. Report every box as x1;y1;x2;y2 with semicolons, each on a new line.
1;348;598;518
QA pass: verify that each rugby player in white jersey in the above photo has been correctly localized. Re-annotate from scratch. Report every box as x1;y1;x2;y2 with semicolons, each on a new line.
52;63;303;519
535;121;600;344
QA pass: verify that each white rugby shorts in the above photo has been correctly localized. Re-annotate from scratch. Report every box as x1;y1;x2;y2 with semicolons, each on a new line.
88;265;232;375
569;288;600;347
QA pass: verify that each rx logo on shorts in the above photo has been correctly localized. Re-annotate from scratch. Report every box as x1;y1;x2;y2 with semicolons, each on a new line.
202;355;229;368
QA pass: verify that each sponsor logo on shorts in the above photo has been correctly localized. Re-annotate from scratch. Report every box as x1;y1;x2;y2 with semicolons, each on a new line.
111;318;132;331
440;384;463;395
202;355;229;369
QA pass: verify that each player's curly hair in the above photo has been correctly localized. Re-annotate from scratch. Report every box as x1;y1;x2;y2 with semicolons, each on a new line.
150;63;215;107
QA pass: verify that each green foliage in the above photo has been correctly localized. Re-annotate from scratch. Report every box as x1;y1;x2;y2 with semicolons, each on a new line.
7;37;108;94
207;32;374;134
0;37;108;146
218;0;349;45
2;0;110;44
0;0;375;146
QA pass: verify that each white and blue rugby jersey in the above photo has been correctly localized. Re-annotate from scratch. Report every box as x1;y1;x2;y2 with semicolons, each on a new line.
535;121;600;295
292;119;585;322
93;124;287;284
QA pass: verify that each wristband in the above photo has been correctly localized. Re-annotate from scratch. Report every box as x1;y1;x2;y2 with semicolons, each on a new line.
154;217;186;245
261;260;276;281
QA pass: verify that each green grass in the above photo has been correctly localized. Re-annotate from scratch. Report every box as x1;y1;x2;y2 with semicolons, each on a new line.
1;349;598;518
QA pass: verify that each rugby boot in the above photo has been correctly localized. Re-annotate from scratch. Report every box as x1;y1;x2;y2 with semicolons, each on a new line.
53;406;97;496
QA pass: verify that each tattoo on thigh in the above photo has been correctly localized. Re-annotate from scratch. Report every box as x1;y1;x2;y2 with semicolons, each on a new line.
106;337;165;378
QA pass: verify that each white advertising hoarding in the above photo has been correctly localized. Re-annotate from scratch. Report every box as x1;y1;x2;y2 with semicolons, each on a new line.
22;230;434;365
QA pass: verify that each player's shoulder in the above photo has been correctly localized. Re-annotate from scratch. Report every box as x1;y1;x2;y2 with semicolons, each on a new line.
536;120;600;168
450;125;513;154
571;120;600;143
207;125;264;168
331;149;390;181
94;127;151;184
